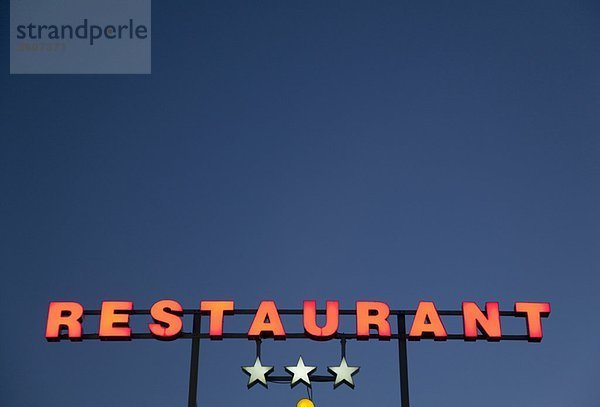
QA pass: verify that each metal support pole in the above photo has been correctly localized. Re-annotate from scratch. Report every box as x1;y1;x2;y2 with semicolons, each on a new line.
397;314;410;407
187;313;201;407
256;339;261;358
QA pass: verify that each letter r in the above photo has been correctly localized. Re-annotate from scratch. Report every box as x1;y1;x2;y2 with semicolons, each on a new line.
45;302;84;341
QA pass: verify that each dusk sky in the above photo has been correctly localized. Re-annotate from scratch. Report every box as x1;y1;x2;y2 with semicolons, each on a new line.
2;1;599;406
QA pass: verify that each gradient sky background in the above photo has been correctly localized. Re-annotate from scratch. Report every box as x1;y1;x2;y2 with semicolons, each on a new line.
1;1;599;406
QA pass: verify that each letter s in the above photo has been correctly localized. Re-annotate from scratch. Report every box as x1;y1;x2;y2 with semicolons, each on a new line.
17;25;26;39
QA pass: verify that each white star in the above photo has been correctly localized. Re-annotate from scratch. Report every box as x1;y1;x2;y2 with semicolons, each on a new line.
328;357;360;389
242;357;274;388
285;356;317;387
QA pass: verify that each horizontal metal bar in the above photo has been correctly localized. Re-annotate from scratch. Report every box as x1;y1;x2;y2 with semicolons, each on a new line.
82;308;521;317
57;333;531;341
267;375;334;383
68;308;533;341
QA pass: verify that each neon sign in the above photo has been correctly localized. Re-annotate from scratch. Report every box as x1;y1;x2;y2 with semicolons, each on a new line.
46;300;550;342
45;299;551;407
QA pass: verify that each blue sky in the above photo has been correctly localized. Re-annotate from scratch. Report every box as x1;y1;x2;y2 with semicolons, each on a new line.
1;1;599;406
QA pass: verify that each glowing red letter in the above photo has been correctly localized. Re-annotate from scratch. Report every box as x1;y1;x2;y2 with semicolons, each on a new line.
149;299;183;339
515;302;551;341
201;300;234;339
409;301;447;340
303;300;339;339
356;301;391;339
462;302;501;340
99;301;133;339
248;301;286;339
45;302;84;341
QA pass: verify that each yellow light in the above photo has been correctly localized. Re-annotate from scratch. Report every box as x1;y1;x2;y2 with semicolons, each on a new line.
297;398;315;407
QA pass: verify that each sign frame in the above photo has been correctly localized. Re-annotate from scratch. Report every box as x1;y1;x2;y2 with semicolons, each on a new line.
46;301;551;407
